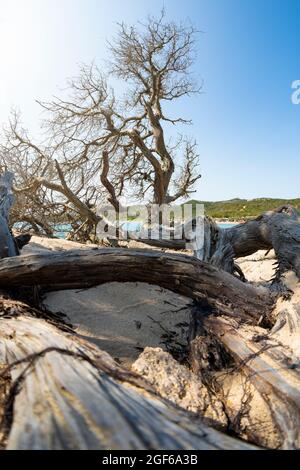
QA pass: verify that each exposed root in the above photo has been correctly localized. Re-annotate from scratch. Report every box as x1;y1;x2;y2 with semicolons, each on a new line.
132;347;228;430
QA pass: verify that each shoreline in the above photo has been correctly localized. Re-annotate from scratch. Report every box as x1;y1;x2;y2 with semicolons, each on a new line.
215;219;244;225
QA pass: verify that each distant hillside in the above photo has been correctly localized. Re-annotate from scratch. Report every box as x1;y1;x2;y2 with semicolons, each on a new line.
182;198;300;220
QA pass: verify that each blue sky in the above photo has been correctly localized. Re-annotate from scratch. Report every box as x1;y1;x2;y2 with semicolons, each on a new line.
0;0;299;200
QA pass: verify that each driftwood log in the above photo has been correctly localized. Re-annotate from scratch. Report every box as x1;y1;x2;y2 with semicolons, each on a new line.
0;248;274;323
128;206;300;281
209;206;300;280
0;249;297;449
0;171;300;449
0;300;256;450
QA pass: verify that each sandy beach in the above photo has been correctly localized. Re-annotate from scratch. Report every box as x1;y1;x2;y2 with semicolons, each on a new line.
21;236;277;367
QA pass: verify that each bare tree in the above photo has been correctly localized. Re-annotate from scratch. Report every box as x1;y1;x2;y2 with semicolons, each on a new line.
1;12;202;242
1;112;104;240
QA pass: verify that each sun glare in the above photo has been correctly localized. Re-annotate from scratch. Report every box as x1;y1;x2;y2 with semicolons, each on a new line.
0;0;48;126
0;1;34;62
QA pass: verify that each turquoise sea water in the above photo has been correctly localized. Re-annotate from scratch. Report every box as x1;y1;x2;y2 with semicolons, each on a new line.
120;222;237;232
218;223;236;229
55;222;236;238
15;221;237;239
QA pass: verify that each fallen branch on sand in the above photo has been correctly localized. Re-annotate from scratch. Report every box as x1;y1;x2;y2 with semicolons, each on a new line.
1;172;300;449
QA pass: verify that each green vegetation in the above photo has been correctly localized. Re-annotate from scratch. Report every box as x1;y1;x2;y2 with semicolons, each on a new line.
183;198;300;220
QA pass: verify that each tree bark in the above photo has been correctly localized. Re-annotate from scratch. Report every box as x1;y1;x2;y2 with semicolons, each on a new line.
204;315;300;449
133;206;300;281
207;206;300;280
0;172;19;258
187;279;300;450
2;170;300;449
0;248;274;323
0;298;256;450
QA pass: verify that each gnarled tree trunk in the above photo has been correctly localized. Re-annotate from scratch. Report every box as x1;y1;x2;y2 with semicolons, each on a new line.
209;206;300;280
0;299;255;450
1;171;300;449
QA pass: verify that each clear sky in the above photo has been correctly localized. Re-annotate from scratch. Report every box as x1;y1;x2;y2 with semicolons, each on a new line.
0;0;299;201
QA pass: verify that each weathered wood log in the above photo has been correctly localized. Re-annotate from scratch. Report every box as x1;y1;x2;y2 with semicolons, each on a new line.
0;248;274;323
0;172;19;258
14;233;31;251
1;167;300;449
0;299;256;450
115;215;219;258
210;206;300;278
270;271;300;355
127;207;300;282
188;307;300;449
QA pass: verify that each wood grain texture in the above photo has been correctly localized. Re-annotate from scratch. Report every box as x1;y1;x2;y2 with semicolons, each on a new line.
0;248;274;322
0;172;19;258
203;315;300;449
0;309;256;450
210;206;300;278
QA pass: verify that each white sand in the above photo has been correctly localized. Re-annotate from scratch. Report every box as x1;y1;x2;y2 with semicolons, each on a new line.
237;250;276;284
21;235;98;254
22;236;276;366
44;283;192;367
